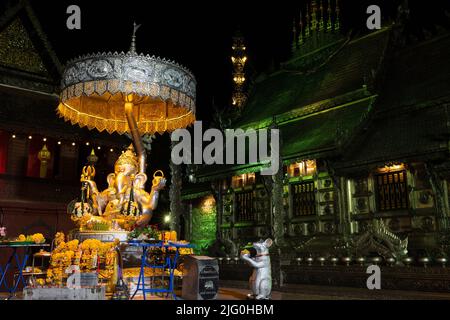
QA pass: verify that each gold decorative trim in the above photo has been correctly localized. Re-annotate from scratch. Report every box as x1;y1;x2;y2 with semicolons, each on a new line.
57;102;195;135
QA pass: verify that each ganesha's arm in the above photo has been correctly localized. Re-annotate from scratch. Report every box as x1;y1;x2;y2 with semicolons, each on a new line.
95;191;110;215
83;180;107;215
147;188;160;211
135;189;160;227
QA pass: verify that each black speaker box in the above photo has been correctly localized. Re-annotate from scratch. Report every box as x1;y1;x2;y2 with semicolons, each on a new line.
181;255;219;300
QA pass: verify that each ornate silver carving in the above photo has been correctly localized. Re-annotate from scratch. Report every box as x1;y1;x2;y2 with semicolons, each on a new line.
352;219;408;260
60;52;196;110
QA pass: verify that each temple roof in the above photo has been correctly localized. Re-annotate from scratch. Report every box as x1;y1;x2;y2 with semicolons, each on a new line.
235;28;390;129
376;32;450;112
181;181;212;200
0;0;128;146
192;26;450;183
193;29;391;182
194;95;376;182
0;0;62;93
338;103;450;171
336;32;450;170
281;95;375;162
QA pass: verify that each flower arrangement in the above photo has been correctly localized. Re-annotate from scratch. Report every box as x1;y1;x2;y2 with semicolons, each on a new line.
31;233;45;244
45;235;118;286
54;232;65;246
15;233;46;243
73;210;138;232
36;278;46;287
128;224;160;241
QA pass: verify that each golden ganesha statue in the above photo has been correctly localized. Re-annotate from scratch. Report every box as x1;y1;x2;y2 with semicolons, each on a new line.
70;145;166;231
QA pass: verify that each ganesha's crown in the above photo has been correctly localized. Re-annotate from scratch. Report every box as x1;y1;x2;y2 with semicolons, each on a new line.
115;145;139;170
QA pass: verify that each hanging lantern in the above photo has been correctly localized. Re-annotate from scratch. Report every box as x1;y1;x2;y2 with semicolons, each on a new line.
37;144;51;178
87;148;99;165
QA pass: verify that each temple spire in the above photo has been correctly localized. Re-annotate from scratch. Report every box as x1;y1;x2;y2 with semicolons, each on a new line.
335;0;340;31
231;31;247;107
292;18;298;53
311;0;318;31
305;3;310;38
292;0;344;57
319;0;325;31
298;11;304;45
326;0;333;31
129;21;141;54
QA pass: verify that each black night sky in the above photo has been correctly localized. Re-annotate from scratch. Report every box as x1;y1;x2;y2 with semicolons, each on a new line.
26;0;450;194
31;0;449;122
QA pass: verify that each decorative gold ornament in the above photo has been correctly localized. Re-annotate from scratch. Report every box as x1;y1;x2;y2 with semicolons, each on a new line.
57;24;196;135
59;23;191;228
37;144;51;178
87;148;98;165
115;146;139;172
73;144;166;230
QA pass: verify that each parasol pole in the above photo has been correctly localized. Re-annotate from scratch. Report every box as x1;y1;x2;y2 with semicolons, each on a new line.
123;23;146;174
124;94;146;174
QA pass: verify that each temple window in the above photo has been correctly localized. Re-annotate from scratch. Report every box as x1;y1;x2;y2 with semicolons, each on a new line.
374;164;408;211
231;173;256;188
235;190;256;222
292;181;316;216
288;160;317;178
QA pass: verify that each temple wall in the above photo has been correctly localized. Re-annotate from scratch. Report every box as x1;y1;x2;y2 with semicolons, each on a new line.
0;199;73;239
189;159;449;261
6;136;28;176
184;195;217;254
58;144;79;182
0;174;78;241
0;174;78;203
0;199;74;289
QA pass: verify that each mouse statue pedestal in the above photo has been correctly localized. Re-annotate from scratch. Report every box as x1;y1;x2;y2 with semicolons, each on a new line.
240;238;273;300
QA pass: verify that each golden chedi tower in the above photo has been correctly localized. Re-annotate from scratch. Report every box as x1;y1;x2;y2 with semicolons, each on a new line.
231;31;248;108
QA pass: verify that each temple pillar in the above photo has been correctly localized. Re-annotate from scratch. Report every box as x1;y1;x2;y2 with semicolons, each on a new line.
185;202;193;241
325;161;349;238
169;141;182;234
338;176;351;237
268;123;285;289
211;180;223;239
272;167;285;245
425;163;449;231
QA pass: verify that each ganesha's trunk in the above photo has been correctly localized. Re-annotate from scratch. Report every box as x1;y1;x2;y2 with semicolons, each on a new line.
124;95;146;174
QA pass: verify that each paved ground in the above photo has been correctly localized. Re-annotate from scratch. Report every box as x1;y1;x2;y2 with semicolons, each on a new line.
217;283;450;300
3;282;450;300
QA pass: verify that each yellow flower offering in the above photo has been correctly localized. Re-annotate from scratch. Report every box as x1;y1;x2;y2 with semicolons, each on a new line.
241;249;250;255
36;278;46;286
31;233;45;244
18;234;26;241
55;232;65;246
66;240;79;252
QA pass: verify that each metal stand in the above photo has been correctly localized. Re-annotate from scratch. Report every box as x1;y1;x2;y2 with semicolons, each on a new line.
129;242;193;300
0;244;49;299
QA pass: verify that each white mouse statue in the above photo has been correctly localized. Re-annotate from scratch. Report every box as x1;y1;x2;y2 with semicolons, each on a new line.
240;238;273;300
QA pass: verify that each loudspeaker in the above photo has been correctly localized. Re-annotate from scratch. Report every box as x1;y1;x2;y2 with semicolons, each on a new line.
181;256;219;300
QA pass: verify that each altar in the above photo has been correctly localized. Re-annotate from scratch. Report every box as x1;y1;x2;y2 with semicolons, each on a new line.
0;22;204;300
